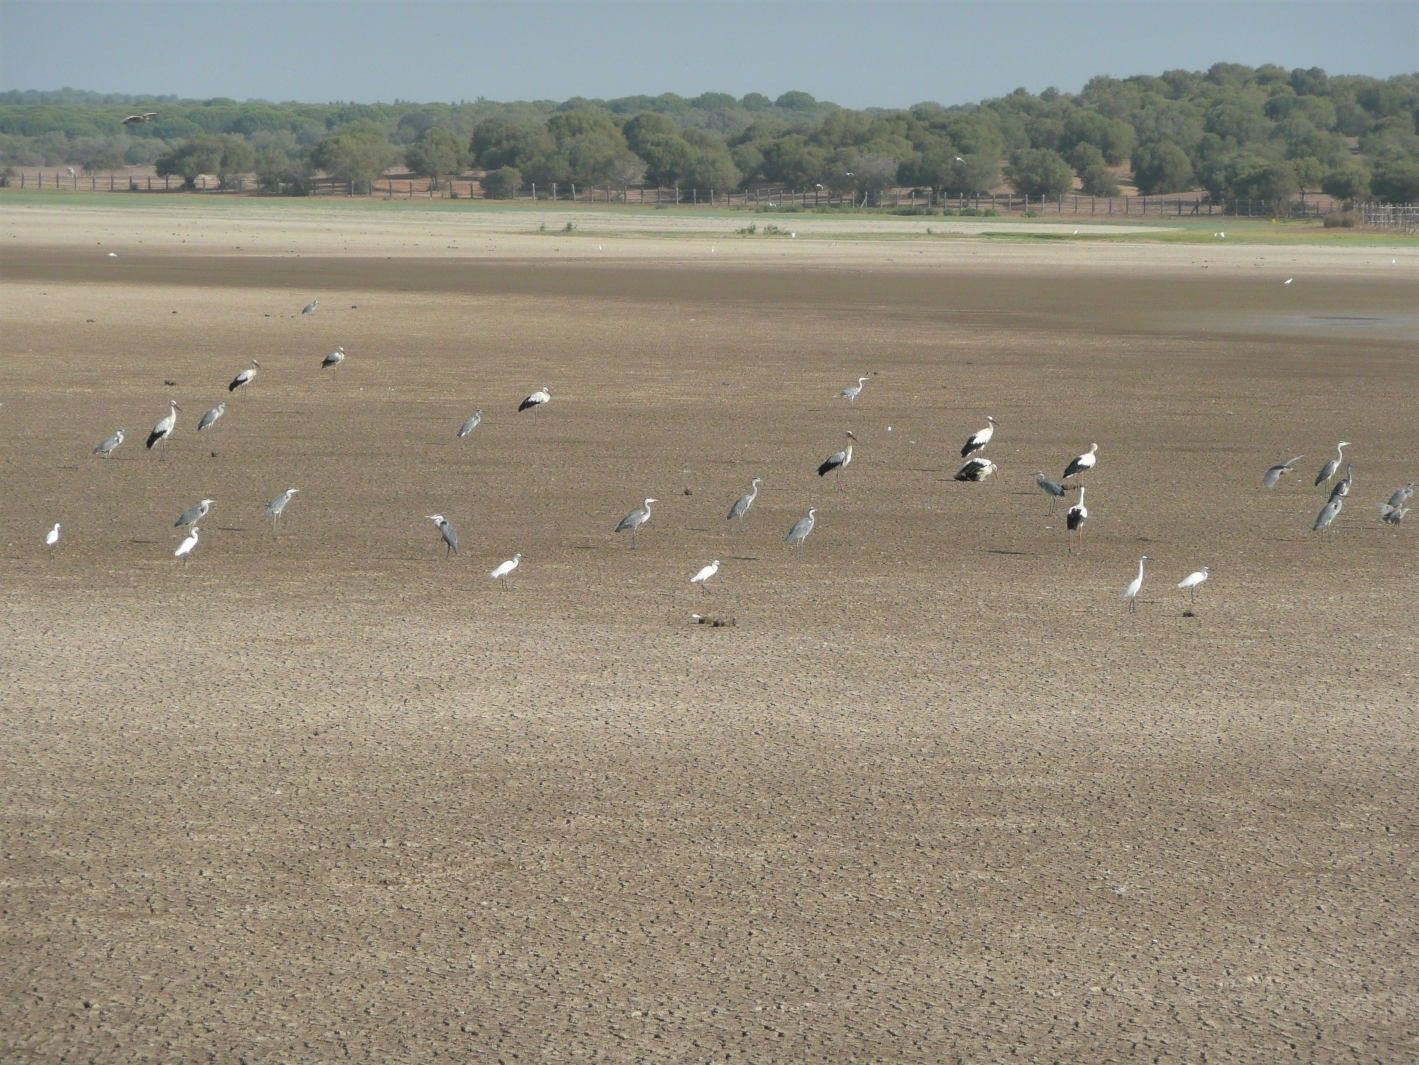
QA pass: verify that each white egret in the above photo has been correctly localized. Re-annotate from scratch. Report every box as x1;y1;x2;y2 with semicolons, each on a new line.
1123;555;1151;613
1177;567;1209;601
174;526;200;562
490;553;522;587
45;522;61;547
690;559;721;593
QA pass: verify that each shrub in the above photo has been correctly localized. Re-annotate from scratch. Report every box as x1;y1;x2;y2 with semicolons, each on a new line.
1322;210;1359;228
482;166;521;199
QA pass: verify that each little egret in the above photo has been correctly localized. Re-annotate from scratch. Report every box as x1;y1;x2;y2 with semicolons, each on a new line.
490;553;522;587
45;522;61;547
175;526;200;562
428;514;459;556
93;429;125;457
690;559;721;593
518;387;551;412
1062;442;1099;480
228;360;259;392
615;498;657;547
1123;555;1151;613
197;402;226;432
1177;567;1209;601
960;416;998;458
1315;442;1350;486
786;507;817;549
1262;454;1304;488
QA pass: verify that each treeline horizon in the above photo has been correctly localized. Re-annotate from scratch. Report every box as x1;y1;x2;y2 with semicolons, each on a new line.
3;64;1417;203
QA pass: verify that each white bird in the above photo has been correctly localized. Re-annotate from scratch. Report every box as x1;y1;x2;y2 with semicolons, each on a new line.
301;299;319;315
122;112;159;125
1177;567;1209;601
66;166;76;177
93;428;125;457
145;400;180;451
228;359;259;392
45;522;61;547
960;416;997;458
1315;442;1351;486
174;526;200;562
489;552;522;586
1262;454;1304;488
953;456;998;482
457;410;483;438
428;513;458;556
265;488;299;530
690;559;721;593
817;431;857;489
1062;442;1098;480
838;376;869;403
785;507;817;549
197;402;226;432
727;476;762;527
1123;555;1151;613
1313;497;1343;532
1065;486;1088;552
518;386;551;413
321;346;345;369
1284;278;1294;285
615;497;657;547
176;499;213;528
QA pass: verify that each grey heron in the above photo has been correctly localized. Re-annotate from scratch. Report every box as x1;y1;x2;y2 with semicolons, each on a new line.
1062;442;1098;481
45;522;61;547
428;513;459;556
785;507;817;549
490;552;522;587
174;526;200;562
1380;503;1408;526
321;346;345;369
954;456;998;482
146;399;180;451
1327;463;1354;504
1262;454;1304;488
93;429;125;457
615;498;657;547
197;402;226;432
518;387;551;413
457;410;483;438
1385;482;1414;510
1177;567;1209;601
176;499;213;528
1313;496;1343;532
817;431;857;489
727;477;762;526
690;559;721;593
265;488;299;531
960;416;998;458
301;299;318;316
1033;470;1068;511
1123;555;1151;613
838;376;868;404
1065;486;1088;553
1315;442;1350;486
228;360;259;392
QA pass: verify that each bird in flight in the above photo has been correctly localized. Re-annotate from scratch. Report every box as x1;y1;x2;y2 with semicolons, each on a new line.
122;113;159;125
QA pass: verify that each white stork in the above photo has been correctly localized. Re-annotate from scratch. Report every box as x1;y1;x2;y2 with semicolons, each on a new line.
960;416;997;458
817;431;857;489
1065;486;1088;553
228;360;259;392
954;456;998;482
146;400;180;451
1062;442;1098;480
518;386;551;412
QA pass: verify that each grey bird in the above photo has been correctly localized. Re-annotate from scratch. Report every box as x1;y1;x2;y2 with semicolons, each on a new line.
176;498;213;528
1315;442;1350;486
615;497;657;547
427;513;458;556
1385;482;1414;510
1380;503;1408;527
785;506;817;548
1262;454;1304;489
301;299;319;316
197;402;226;432
1327;463;1353;505
321;346;345;369
1033;470;1068;510
93;428;125;457
727;477;762;526
457;410;483;438
817;431;857;489
265;488;299;530
838;376;868;403
1313;496;1343;532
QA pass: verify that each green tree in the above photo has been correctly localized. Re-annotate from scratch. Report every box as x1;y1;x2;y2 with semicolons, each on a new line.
1131;142;1194;193
1320;160;1370;202
155;136;225;187
311;128;395;193
482;166;521;198
215;136;254;187
1370;157;1419;202
1005;148;1073;198
1079;163;1119;197
405;127;468;186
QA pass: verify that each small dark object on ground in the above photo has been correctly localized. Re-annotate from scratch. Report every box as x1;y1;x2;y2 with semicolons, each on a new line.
693;613;736;628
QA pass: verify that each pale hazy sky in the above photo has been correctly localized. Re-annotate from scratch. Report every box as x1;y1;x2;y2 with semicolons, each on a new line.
2;1;1414;108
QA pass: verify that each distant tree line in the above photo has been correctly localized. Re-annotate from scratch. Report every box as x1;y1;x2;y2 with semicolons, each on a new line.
3;65;1418;202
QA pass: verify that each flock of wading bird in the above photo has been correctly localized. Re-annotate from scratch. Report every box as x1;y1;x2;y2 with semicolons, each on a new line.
40;301;1413;615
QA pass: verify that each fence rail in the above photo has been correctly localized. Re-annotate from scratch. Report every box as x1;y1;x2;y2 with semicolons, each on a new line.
0;169;1387;222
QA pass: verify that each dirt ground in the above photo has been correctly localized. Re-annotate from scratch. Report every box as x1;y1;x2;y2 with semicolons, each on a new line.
1;201;1416;1063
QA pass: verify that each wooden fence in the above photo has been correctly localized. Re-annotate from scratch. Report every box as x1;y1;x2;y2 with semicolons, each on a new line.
1357;202;1418;232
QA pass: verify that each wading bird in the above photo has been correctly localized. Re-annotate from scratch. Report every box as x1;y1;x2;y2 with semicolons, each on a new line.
228;360;259;392
428;513;458;556
1315;442;1350;486
1065;486;1088;552
45;522;61;547
727;477;762;527
817;431;857;489
1313;496;1343;532
1123;555;1151;613
1385;483;1413;511
1380;503;1408;527
175;526;200;562
176;499;213;528
1062;442;1099;481
146;399;180;451
457;410;483;438
1177;567;1209;602
122;112;159;125
1327;463;1354;504
265;488;299;531
321;346;345;369
838;376;868;404
954;456;998;482
93;429;125;457
960;416;998;458
786;507;817;549
690;559;721;593
197;402;226;432
615;498;657;547
518;386;551;413
1262;454;1305;488
490;553;522;587
1033;470;1068;511
300;299;319;316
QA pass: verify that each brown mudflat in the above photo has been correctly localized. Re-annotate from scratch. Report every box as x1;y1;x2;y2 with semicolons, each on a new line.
2;205;1416;1062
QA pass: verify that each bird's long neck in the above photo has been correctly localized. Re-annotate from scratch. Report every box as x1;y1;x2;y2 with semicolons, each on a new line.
1336;444;1345;460
1138;558;1147;578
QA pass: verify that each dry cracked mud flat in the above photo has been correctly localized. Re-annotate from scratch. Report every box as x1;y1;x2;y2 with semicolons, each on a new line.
1;202;1416;1062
